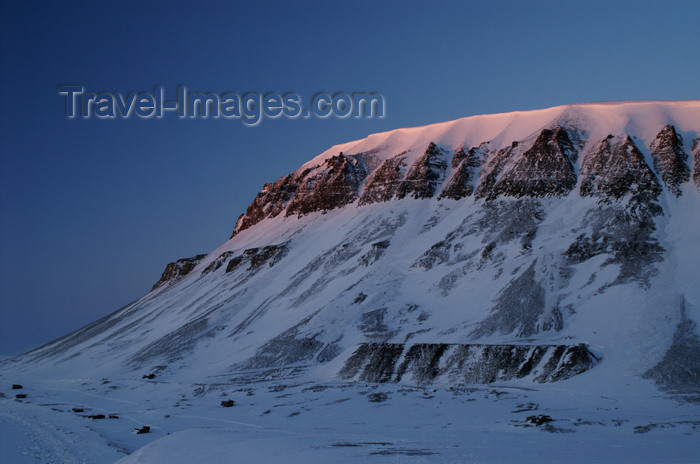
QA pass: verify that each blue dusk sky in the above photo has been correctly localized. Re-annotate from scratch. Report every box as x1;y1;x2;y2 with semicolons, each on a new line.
1;0;699;357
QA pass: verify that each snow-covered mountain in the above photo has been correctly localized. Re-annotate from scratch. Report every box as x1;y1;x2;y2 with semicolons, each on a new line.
2;101;700;462
6;100;700;394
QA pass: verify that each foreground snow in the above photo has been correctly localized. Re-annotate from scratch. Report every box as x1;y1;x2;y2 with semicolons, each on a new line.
1;374;699;463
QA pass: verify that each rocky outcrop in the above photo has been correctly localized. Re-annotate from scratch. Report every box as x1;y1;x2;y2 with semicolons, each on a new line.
153;254;207;289
396;143;448;199
571;135;665;286
473;143;515;200
476;128;577;200
438;147;482;200
580;135;661;199
693;137;700;189
649;125;690;197
225;244;289;273
232;154;368;235
286;153;368;216
201;251;234;276
359;143;449;204
231;125;678;238
358;153;407;205
233;173;301;236
339;342;599;385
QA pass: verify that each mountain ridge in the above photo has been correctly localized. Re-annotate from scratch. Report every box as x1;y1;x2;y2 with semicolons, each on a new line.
232;100;700;236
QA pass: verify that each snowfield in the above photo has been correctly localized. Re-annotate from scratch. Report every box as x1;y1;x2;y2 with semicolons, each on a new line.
2;100;700;462
1;374;699;463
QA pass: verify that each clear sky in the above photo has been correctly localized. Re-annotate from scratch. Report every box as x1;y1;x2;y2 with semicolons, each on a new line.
1;0;698;357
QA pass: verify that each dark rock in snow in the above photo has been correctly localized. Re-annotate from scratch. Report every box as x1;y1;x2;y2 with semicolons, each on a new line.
225;255;245;273
224;244;288;274
572;134;665;285
221;399;235;407
353;292;368;304
397;143;448;199
249;244;289;269
395;344;449;383
450;146;469;169
476;128;577;200
286;153;368;216
12;384;23;389
135;426;150;434
317;342;343;362
526;414;554;426
580;135;661;199
359;153;408;205
232;173;300;236
534;344;597;382
368;392;389;402
649;125;690;197
340;342;598;385
153;254;207;290
438;159;473;200
233;153;371;235
201;251;234;276
438;147;483;200
693;137;700;189
474;144;517;200
339;343;405;383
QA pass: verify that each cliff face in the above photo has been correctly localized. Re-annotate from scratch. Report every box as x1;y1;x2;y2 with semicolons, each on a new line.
649;125;691;197
396;142;448;199
232;122;694;238
437;147;482;200
152;254;207;289
232;173;299;235
579;135;661;199
232;154;371;236
340;343;598;385
286;153;368;216
693;137;700;188
358;153;407;205
475;127;578;200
